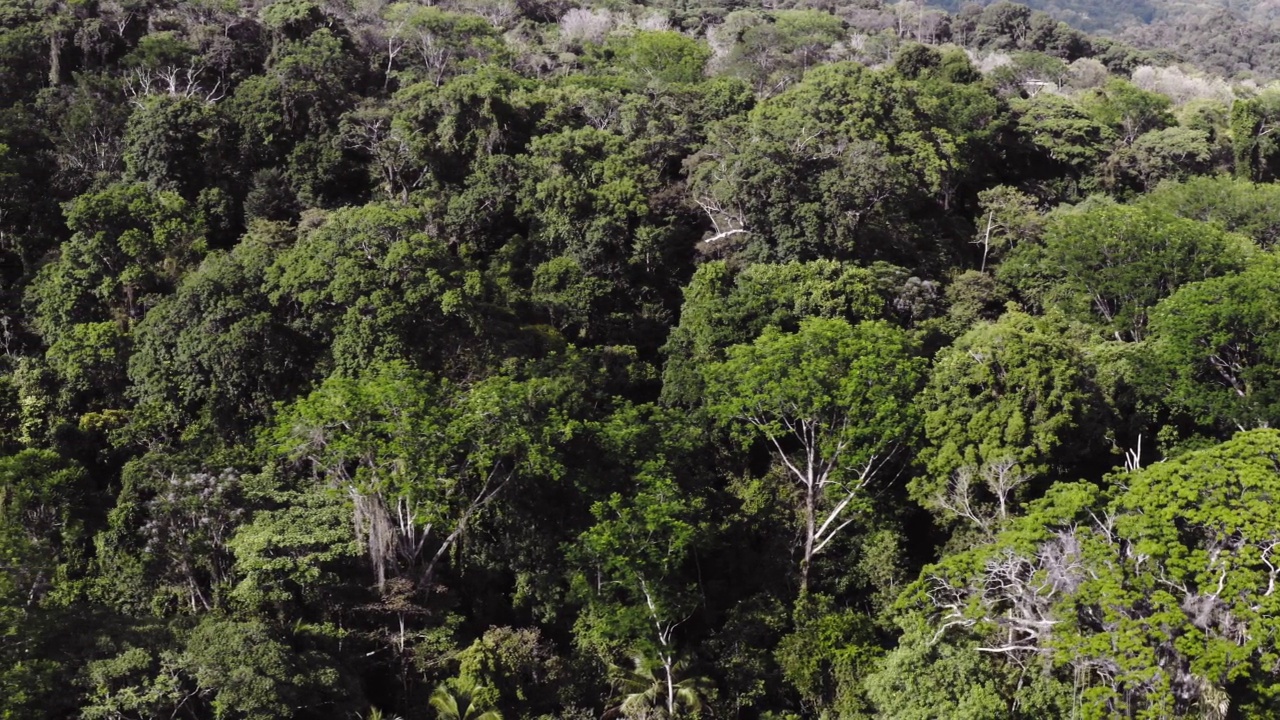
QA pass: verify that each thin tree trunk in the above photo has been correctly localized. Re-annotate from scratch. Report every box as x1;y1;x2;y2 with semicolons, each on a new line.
49;31;63;86
981;210;994;272
665;655;676;716
801;478;816;593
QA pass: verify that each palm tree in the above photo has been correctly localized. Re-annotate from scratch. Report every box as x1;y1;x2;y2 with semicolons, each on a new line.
605;653;713;719
429;676;502;720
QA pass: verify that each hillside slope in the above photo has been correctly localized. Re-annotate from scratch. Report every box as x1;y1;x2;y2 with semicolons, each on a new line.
933;0;1280;75
933;0;1158;31
935;0;1280;31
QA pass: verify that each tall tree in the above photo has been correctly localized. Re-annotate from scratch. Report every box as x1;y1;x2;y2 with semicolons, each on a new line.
704;318;922;591
272;361;563;591
1145;256;1280;434
574;404;710;718
914;309;1108;518
999;202;1253;340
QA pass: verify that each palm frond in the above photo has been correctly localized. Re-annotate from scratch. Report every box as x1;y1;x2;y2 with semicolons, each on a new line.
429;676;502;720
604;651;713;719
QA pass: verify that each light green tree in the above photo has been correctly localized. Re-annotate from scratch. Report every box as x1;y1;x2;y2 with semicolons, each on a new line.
605;653;712;719
1145;256;1280;434
1079;78;1173;145
704;318;922;590
273;361;562;590
573;403;710;717
1136;175;1280;249
380;4;503;88
604;31;710;86
903;430;1280;717
1000;202;1253;340
971;185;1044;271
430;676;501;720
914;309;1107;515
660;259;889;405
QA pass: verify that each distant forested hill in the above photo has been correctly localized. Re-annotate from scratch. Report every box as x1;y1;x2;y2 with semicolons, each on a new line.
933;0;1280;30
1122;3;1280;76
931;0;1280;75
930;0;1159;32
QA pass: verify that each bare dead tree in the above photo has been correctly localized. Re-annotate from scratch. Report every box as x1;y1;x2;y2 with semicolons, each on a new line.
936;458;1030;532
927;529;1085;656
694;194;748;245
935;465;994;533
123;63;225;105
736;397;907;591
340;105;429;201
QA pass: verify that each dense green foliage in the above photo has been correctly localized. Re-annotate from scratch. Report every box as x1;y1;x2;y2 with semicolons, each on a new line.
4;0;1280;718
